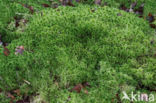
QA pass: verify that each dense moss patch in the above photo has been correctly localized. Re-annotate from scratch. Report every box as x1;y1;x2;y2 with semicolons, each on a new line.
0;5;156;102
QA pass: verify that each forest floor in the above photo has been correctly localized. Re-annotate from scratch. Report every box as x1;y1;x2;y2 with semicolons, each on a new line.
0;0;156;103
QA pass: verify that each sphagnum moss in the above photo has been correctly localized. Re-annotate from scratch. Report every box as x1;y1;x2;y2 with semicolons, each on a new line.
0;5;156;103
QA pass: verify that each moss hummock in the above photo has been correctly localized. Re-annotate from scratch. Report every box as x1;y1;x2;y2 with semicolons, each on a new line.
0;4;156;103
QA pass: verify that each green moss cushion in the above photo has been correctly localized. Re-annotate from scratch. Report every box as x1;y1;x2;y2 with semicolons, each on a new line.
0;5;155;102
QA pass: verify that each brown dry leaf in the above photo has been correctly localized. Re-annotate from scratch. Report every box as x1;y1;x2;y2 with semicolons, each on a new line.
16;95;30;103
67;1;75;7
82;82;91;88
14;16;20;28
42;4;50;7
0;34;1;40
13;89;20;96
147;13;155;23
76;0;81;2
29;6;34;14
15;46;24;55
95;0;101;5
70;84;84;93
120;4;129;12
134;3;144;15
61;0;75;7
52;3;59;9
150;24;156;29
3;47;10;56
0;88;2;93
18;2;34;14
8;93;15;100
70;82;90;93
130;2;137;9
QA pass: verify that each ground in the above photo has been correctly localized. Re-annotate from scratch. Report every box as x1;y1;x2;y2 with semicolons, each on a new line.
0;0;156;103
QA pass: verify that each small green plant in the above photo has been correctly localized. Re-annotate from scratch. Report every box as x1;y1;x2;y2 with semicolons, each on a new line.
0;1;156;103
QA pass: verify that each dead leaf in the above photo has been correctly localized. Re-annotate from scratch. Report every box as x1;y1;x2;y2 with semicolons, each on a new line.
95;0;101;5
150;24;156;29
0;34;2;40
3;47;10;56
138;15;143;18
67;1;75;7
147;13;155;23
14;16;21;28
76;0;80;2
16;100;24;103
120;4;129;12
15;46;24;55
82;82;91;88
134;3;144;15
70;82;90;93
18;2;34;14
42;4;50;7
13;89;20;96
52;3;59;9
70;84;83;93
16;95;30;103
29;6;34;14
61;0;66;5
116;93;122;103
3;43;9;47
8;93;15;100
0;88;2;93
150;39;154;44
130;2;137;9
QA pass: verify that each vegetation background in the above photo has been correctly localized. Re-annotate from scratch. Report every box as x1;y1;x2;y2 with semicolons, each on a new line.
0;0;156;103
